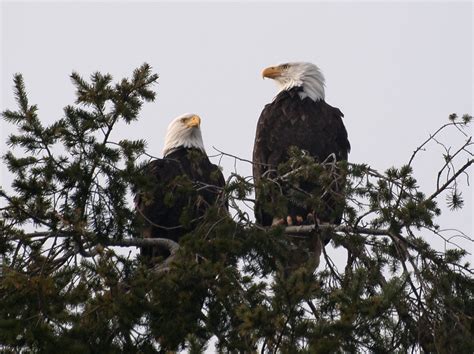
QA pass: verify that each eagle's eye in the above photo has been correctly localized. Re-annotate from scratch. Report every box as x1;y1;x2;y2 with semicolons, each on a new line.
181;118;187;123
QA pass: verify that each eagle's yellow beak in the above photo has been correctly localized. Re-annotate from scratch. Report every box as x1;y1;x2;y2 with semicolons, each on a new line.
262;66;282;79
186;115;201;128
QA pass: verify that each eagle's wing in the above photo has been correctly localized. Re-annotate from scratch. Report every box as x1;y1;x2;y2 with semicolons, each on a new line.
134;159;180;226
135;154;227;258
252;89;350;226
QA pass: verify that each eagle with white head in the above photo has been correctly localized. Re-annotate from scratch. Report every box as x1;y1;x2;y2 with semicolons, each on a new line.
253;62;350;231
135;113;226;260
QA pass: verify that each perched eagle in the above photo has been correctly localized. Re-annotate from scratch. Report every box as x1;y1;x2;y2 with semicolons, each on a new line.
135;113;226;260
253;62;350;228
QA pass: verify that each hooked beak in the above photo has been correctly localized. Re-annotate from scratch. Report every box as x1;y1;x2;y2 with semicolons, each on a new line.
186;115;201;128
262;66;283;79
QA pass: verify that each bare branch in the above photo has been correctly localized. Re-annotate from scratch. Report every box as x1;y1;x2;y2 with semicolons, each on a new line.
108;238;179;252
212;146;271;167
408;122;469;166
283;224;391;237
9;231;180;254
428;159;473;202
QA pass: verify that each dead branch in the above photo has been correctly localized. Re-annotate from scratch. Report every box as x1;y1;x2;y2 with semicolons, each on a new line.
212;146;272;167
9;231;180;254
428;159;473;202
283;224;391;237
434;137;472;190
408;121;469;166
108;238;179;252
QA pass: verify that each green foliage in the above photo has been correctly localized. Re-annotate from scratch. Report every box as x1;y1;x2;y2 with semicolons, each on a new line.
2;64;157;243
1;66;472;353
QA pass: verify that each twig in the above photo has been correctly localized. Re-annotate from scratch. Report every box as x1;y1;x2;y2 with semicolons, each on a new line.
427;159;473;202
212;146;271;167
434;137;472;190
408;122;468;166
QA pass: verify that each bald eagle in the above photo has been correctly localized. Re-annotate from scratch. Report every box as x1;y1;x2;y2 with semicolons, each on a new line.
253;62;350;229
135;113;226;260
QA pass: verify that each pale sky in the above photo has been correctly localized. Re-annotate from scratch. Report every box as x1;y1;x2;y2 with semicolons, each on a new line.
1;1;473;255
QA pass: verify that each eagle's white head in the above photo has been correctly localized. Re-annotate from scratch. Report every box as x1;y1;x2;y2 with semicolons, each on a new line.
262;62;325;102
162;113;206;157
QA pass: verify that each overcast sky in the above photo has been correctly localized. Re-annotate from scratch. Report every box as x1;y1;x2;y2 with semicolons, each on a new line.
1;2;472;255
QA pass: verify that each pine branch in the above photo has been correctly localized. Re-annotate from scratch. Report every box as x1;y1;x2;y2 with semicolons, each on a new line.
13;73;29;113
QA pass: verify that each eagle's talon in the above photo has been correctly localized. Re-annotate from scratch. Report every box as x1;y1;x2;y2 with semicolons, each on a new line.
272;217;285;226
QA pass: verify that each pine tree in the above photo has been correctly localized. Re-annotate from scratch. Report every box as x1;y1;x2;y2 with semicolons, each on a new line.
0;64;472;353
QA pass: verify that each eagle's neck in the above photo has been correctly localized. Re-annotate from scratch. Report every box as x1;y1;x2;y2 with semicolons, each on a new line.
164;146;207;160
163;129;205;157
276;68;325;102
299;76;325;101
